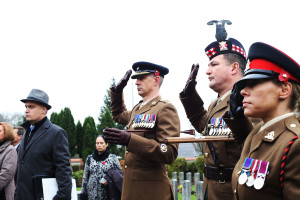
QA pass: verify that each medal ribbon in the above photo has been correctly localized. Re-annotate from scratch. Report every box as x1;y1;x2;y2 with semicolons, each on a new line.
241;157;253;175
256;160;269;179
250;159;260;178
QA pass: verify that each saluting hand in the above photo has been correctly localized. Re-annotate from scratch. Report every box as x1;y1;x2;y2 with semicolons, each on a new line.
182;64;199;97
103;128;131;146
114;69;132;93
228;82;244;119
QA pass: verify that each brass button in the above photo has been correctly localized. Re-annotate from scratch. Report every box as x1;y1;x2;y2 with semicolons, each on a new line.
204;153;209;158
125;165;127;169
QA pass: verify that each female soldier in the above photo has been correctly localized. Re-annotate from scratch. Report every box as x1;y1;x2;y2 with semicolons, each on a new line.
229;42;300;199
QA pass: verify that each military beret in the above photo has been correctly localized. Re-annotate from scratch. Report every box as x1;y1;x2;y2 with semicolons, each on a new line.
205;38;247;60
131;61;169;79
237;42;300;87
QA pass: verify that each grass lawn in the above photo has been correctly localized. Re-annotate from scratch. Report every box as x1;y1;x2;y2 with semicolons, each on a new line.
77;186;198;199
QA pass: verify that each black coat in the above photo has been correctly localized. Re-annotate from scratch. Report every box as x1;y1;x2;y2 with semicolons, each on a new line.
15;118;72;200
105;169;123;200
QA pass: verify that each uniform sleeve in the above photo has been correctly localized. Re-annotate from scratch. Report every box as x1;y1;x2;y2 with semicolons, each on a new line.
110;88;131;125
52;129;72;199
282;139;300;199
0;147;17;190
81;157;90;194
127;103;180;164
180;90;208;133
223;113;254;148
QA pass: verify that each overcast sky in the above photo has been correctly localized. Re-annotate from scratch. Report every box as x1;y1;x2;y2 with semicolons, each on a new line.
0;0;299;130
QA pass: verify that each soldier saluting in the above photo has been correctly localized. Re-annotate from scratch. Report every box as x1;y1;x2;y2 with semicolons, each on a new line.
103;61;180;200
180;20;253;200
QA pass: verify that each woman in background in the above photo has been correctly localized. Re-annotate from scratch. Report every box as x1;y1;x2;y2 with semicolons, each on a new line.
229;42;300;199
80;135;122;200
0;122;17;200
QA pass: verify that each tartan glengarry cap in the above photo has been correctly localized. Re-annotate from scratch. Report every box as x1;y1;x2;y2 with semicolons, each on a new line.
237;42;300;88
131;61;169;79
21;89;52;110
205;38;246;61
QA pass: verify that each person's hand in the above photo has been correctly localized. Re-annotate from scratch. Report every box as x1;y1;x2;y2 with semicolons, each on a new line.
114;69;132;93
103;128;131;146
182;64;199;96
228;82;244;119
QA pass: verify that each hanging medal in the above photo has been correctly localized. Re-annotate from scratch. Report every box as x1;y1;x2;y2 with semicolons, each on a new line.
218;118;223;136
254;160;269;190
246;159;260;187
151;114;156;128
209;118;215;135
238;157;253;185
132;115;138;128
141;114;146;127
213;118;219;135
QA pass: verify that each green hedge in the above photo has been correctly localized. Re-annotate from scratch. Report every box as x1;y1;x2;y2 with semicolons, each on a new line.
167;155;204;181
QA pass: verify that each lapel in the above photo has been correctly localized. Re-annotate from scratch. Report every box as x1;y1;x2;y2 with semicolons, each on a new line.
21;119;51;158
248;115;296;155
135;96;161;115
208;95;229;120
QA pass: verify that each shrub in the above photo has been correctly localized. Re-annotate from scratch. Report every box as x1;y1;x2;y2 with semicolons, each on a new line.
72;170;84;186
167;157;187;178
195;155;204;180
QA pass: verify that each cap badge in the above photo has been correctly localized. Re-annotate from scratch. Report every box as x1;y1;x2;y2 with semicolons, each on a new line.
137;67;140;70
245;59;251;72
278;69;291;83
154;69;160;76
264;131;275;140
219;41;228;51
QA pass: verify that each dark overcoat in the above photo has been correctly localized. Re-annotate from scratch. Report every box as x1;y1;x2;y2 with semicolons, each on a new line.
180;91;252;200
231;115;300;200
15;118;72;200
111;90;180;200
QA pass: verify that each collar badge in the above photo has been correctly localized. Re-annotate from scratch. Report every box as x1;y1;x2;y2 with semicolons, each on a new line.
264;131;275;140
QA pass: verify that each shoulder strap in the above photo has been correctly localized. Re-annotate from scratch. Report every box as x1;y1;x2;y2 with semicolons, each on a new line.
280;135;298;188
205;100;222;167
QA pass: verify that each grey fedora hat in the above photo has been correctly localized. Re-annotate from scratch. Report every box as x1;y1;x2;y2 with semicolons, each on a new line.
21;89;52;110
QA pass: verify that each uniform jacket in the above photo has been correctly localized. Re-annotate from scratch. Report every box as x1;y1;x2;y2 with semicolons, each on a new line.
0;141;17;200
15;117;72;200
180;91;252;200
111;89;180;200
231;114;300;200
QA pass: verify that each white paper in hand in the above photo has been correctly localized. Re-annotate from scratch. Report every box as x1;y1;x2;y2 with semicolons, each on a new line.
42;178;77;200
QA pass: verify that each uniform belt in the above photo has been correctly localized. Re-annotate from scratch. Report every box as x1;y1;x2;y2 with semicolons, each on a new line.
204;165;233;182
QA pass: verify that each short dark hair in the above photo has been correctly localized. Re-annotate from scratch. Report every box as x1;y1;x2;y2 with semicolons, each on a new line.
13;126;25;136
223;53;247;75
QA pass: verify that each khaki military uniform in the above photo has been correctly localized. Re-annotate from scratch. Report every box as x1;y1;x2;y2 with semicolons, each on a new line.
231;114;300;200
180;91;252;200
111;89;180;200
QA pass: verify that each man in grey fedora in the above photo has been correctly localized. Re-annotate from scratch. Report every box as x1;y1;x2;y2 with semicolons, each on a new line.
15;89;72;200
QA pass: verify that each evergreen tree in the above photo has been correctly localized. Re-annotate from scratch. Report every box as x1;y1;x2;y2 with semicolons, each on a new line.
60;108;77;156
97;78;125;158
50;112;60;125
75;121;84;157
82;116;97;162
50;108;77;157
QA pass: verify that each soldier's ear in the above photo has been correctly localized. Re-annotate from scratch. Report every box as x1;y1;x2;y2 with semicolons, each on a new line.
230;62;240;75
279;82;292;100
